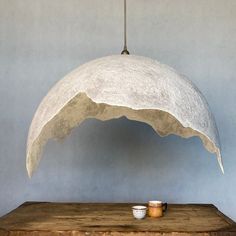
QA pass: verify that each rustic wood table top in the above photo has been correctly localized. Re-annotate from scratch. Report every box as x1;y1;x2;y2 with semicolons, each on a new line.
0;202;235;235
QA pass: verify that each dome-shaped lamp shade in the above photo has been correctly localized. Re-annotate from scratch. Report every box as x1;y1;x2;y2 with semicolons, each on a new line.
26;55;223;177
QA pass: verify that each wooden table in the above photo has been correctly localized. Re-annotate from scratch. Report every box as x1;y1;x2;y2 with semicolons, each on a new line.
0;202;235;235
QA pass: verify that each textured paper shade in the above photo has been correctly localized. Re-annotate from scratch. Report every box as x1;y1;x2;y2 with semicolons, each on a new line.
26;55;223;177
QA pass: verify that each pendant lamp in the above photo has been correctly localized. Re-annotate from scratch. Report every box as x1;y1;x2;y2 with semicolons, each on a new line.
26;0;223;177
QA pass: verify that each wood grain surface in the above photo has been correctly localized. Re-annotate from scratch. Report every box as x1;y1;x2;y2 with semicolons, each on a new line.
0;202;235;235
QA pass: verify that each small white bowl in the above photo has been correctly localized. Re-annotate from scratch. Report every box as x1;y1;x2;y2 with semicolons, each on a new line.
132;205;147;219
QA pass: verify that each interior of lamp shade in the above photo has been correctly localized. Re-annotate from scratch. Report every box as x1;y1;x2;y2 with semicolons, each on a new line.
26;55;223;177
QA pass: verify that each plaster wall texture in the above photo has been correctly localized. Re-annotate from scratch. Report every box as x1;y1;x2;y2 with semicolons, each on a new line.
0;0;236;220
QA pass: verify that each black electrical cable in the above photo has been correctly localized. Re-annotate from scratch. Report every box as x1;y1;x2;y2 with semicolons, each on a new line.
121;0;130;54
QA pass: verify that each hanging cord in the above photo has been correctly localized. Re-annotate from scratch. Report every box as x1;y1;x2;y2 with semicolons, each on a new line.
121;0;130;54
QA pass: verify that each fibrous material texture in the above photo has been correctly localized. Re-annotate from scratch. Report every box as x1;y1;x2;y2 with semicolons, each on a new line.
26;55;223;177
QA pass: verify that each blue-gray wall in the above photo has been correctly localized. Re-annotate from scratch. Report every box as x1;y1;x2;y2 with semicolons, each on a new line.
0;0;236;220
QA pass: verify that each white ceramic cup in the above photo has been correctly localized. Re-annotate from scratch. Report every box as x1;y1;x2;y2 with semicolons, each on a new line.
132;205;147;219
